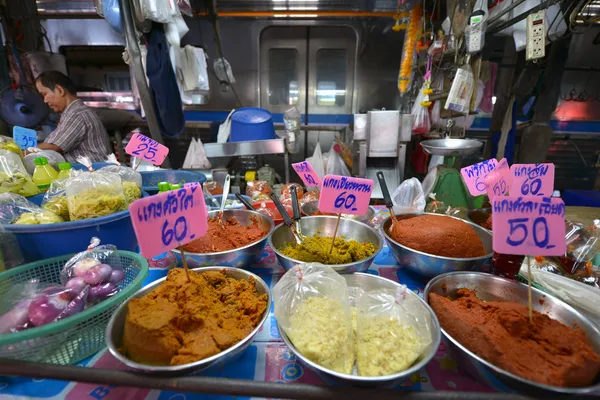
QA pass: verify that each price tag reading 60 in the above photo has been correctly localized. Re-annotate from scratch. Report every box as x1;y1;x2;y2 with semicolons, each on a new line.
318;175;374;216
292;161;322;187
129;185;208;258
492;196;566;256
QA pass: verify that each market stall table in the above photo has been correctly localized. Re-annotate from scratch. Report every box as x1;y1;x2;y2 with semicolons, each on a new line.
0;208;534;399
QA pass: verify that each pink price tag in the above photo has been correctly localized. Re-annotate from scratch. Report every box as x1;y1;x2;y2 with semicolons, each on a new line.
460;158;499;196
292;161;321;187
492;196;566;256
484;158;512;200
125;133;170;166
129;185;208;258
318;175;374;216
510;163;555;197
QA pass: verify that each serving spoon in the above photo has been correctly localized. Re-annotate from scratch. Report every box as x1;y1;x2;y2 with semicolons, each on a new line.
218;174;231;229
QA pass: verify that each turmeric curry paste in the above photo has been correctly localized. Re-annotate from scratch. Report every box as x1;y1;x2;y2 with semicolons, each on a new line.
183;217;268;253
122;269;268;366
279;235;376;264
429;289;600;387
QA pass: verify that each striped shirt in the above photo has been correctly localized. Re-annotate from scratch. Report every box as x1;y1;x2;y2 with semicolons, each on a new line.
44;99;110;163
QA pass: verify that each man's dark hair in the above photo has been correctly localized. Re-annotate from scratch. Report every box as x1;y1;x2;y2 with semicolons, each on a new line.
36;71;77;95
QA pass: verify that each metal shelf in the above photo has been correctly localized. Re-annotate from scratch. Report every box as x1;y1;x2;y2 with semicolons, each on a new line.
203;139;286;158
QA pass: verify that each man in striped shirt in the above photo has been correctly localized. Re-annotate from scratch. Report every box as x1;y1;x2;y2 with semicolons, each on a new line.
34;71;110;163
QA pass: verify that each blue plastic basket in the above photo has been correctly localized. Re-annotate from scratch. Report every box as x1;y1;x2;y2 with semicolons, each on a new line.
3;192;149;263
140;170;207;194
230;108;276;142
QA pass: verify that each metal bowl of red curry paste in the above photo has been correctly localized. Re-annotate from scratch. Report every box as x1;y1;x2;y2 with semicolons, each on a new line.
424;272;600;395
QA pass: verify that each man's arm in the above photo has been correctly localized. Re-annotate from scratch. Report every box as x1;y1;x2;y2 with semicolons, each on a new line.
37;142;63;153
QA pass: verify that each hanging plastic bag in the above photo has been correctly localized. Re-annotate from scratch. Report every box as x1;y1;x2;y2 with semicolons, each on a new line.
0;193;63;225
273;263;354;374
445;62;475;114
138;0;172;23
99;155;142;204
214;58;236;84
391;178;426;214
177;0;192;16
412;89;431;135
65;158;127;221
305;142;325;183
60;238;123;302
356;285;432;376
217;110;235;143
0;150;39;197
284;106;302;154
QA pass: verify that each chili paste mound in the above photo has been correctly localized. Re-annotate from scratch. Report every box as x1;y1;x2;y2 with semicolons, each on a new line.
429;289;600;387
388;214;486;258
122;269;268;366
182;217;268;253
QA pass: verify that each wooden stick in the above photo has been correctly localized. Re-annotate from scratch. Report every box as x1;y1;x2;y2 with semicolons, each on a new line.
178;245;191;282
527;255;532;322
329;213;342;254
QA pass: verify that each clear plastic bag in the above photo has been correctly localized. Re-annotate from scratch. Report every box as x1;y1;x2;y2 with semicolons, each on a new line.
326;145;351;177
284;106;302;154
273;263;354;374
246;180;272;202
138;0;172;23
0;280;50;333
563;221;600;275
412;90;431;135
0;225;24;271
0;192;63;225
0;150;39;197
425;193;449;214
0;135;22;157
356;285;432;376
444;62;475;114
213;58;236;84
391;178;426;214
100;154;142;204
177;0;192;16
305;142;325;182
41;178;70;221
65;170;127;221
60;238;123;304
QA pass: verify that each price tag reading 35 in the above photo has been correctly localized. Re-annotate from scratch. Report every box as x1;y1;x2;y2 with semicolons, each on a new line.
129;185;208;258
510;163;555;197
318;175;374;216
492;196;566;256
13;126;37;150
460;158;499;196
292;161;321;187
125;133;170;166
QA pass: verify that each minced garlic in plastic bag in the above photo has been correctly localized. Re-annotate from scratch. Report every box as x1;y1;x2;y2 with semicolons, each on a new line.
273;263;354;374
356;285;432;376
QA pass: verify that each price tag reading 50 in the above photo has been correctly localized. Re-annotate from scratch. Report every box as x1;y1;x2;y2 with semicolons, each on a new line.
129;185;208;258
292;161;321;187
318;175;374;216
492;196;566;256
125;133;170;166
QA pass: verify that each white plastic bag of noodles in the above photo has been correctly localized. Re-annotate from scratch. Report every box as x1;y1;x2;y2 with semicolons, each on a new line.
391;177;426;215
273;263;354;374
217;110;235;143
520;266;600;326
356;284;432;376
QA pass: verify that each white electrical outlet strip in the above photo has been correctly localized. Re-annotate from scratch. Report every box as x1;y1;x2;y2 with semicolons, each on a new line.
526;10;546;61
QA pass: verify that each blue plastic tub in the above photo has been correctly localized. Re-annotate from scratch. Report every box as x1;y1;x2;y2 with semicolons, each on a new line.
140;170;207;194
3;192;149;263
562;190;600;208
230;108;276;142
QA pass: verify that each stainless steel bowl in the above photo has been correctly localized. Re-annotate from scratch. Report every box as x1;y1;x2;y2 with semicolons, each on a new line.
420;138;483;157
172;209;274;269
382;213;493;278
269;216;383;274
424;272;600;395
467;207;492;231
278;272;441;387
106;267;270;375
301;201;375;223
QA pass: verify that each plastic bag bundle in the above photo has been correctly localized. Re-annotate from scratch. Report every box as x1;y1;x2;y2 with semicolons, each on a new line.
0;150;39;198
391;178;426;214
0;135;23;157
138;0;172;23
0;193;63;225
273;263;354;374
325;145;351;177
564;221;600;275
100;155;142;204
41;178;70;221
305;142;325;182
412;89;431;135
356;285;432;376
60;237;123;303
65;170;127;221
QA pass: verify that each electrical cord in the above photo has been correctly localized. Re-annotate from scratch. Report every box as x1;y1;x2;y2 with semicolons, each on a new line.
203;0;243;108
